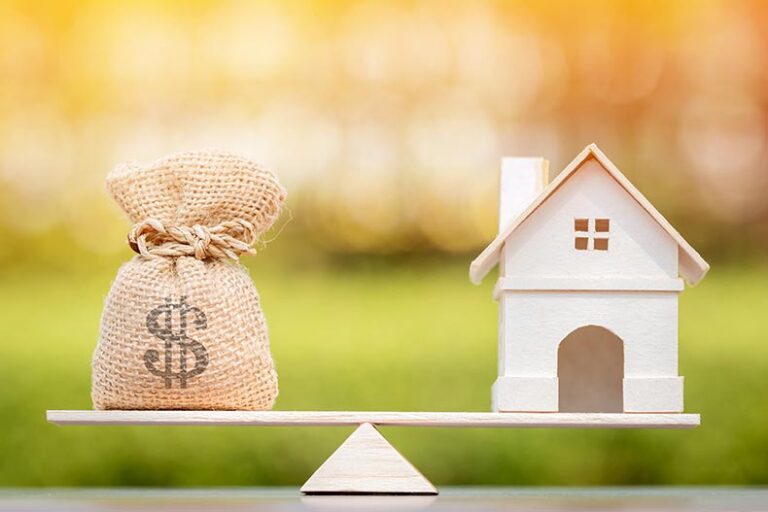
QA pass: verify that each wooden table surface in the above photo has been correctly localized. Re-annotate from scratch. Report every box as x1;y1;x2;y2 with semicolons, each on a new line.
0;488;764;512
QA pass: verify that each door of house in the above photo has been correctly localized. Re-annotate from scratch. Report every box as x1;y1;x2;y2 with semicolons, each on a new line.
558;325;624;412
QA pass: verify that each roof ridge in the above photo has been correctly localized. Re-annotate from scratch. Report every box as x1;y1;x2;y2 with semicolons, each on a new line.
469;144;709;286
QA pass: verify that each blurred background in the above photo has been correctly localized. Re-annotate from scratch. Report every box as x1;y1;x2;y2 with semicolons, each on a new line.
0;0;767;487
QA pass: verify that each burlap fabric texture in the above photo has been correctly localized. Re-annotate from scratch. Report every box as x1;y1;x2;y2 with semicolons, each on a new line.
91;150;286;410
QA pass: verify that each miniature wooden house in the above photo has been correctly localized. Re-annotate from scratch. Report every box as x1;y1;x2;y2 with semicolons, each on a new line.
470;144;709;414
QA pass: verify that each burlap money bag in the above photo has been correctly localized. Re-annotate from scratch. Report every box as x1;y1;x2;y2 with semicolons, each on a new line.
91;150;286;410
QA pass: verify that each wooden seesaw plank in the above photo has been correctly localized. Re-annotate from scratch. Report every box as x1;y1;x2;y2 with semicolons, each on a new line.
46;410;699;428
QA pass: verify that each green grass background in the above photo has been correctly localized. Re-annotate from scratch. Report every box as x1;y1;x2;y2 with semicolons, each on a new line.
0;258;766;486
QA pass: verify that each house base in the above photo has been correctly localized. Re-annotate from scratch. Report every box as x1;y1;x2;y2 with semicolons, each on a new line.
492;376;559;412
624;377;684;413
492;376;685;413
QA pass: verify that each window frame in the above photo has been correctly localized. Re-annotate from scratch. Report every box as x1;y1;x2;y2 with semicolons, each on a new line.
573;217;610;251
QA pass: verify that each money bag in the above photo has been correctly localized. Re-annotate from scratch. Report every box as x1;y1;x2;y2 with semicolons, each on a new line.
91;150;285;410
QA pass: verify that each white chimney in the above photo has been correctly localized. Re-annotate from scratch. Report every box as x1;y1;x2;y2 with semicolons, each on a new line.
498;157;549;232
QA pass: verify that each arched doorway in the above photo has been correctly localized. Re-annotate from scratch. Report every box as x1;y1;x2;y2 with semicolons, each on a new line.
558;325;624;412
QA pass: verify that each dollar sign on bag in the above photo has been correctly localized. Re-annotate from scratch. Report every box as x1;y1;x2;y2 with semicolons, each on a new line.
144;296;209;388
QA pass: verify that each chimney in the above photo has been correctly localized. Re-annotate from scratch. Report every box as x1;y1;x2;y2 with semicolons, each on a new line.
498;157;548;231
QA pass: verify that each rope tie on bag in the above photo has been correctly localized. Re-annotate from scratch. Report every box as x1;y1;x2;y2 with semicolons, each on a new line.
128;218;258;260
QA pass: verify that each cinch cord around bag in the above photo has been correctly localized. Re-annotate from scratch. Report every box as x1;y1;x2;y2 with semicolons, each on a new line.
128;218;258;260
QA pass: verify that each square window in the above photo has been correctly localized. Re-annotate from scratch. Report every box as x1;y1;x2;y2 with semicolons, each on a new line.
575;237;589;250
574;218;589;232
595;218;610;232
594;238;609;251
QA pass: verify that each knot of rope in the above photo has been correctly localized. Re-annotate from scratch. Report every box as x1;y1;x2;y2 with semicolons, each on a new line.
128;218;258;260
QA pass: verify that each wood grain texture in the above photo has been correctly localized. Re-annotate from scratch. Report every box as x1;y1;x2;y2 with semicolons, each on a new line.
301;423;437;495
46;410;700;428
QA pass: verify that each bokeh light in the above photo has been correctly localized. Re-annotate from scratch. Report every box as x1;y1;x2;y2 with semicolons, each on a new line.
0;0;766;262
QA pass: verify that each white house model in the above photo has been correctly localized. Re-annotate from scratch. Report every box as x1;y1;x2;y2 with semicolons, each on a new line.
470;144;709;414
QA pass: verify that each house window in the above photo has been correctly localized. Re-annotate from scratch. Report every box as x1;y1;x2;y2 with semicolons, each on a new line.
574;218;610;251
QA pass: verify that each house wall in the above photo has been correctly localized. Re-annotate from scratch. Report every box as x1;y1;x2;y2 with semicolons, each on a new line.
501;158;679;280
493;290;683;413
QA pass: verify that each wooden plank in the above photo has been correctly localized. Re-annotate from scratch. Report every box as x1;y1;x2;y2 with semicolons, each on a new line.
46;410;700;428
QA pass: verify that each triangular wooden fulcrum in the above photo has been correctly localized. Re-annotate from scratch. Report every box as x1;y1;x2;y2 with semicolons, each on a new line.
301;422;438;495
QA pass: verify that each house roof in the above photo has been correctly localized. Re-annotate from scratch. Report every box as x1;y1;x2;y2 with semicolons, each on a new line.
469;143;710;286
